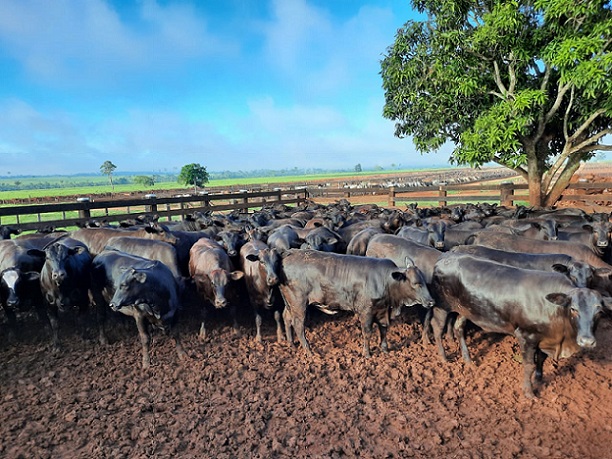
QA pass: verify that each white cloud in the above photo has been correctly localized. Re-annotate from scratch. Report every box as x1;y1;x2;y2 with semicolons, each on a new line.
0;0;230;86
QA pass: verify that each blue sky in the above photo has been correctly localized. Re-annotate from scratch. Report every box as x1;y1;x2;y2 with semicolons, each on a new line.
0;0;450;176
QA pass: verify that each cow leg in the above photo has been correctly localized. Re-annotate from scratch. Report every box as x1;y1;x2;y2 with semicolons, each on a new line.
430;307;449;361
169;325;187;362
134;314;152;370
46;307;61;353
376;320;389;354
514;331;537;398
254;309;263;343
198;306;208;342
282;307;293;344
453;315;473;365
274;310;284;342
230;302;241;336
360;314;374;358
291;307;312;356
95;304;108;345
534;348;547;383
2;307;18;342
421;308;433;346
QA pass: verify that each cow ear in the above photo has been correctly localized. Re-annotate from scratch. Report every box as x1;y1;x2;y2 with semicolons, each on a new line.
133;271;147;283
582;224;594;231
27;248;46;259
545;293;571;308
391;271;407;282
551;263;569;274
404;256;415;269
24;271;40;283
594;267;612;279
601;296;612;311
138;302;154;316
230;270;244;281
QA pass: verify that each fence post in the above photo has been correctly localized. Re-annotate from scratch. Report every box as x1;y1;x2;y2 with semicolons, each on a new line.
438;186;447;207
388;187;396;208
240;190;249;214
77;197;91;221
500;182;515;207
144;194;157;213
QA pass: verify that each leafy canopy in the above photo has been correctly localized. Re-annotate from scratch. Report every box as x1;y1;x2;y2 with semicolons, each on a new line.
178;163;209;189
381;0;612;205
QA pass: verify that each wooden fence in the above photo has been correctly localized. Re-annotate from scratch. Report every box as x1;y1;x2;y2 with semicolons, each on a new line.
311;180;612;209
1;180;610;232
0;189;308;232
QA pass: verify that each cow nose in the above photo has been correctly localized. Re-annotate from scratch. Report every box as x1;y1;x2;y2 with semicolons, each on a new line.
215;299;228;309
267;275;278;286
6;299;18;308
435;242;445;249
577;336;596;348
109;302;121;311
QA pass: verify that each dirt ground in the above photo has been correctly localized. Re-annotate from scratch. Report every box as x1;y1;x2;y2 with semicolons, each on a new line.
1;299;611;459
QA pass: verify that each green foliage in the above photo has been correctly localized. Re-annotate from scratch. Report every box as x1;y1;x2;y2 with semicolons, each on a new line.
178;163;210;190
100;160;117;190
134;175;155;187
355;163;362;173
381;0;612;205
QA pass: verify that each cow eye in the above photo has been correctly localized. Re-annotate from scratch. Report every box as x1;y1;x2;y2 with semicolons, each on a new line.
570;308;579;319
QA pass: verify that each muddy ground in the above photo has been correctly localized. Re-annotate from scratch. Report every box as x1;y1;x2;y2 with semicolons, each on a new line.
1;299;611;459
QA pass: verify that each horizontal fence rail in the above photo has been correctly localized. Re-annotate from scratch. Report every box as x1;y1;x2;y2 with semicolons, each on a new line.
2;179;611;232
0;189;308;232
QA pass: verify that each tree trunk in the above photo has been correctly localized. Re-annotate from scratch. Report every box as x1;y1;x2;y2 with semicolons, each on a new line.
543;156;582;207
527;145;544;207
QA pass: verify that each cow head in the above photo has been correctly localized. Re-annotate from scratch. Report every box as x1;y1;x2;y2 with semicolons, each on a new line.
1;268;40;309
546;288;606;348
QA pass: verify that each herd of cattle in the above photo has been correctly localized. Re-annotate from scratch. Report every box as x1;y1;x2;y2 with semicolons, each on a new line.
1;199;612;398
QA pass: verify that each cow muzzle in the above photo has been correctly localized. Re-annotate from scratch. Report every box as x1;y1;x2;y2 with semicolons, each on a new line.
435;242;445;249
109;302;122;312
577;335;596;348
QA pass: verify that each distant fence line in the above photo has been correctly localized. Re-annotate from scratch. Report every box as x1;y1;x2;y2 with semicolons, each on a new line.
1;180;611;232
310;180;612;208
0;189;308;232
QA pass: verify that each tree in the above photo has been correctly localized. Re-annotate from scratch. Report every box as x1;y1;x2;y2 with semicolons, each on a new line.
381;0;612;207
134;175;155;187
100;160;117;191
178;163;209;193
355;163;362;173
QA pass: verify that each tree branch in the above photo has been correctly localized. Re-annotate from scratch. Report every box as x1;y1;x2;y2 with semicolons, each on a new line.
568;109;607;144
492;61;508;97
507;52;516;95
563;86;575;141
545;81;572;126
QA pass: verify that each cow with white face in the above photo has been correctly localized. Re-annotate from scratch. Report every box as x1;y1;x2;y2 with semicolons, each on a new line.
0;240;46;338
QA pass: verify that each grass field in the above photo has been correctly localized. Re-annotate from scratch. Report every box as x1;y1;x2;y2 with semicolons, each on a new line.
0;168;452;201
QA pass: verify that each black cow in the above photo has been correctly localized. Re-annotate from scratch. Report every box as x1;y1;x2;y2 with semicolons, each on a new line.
451;245;595;288
471;232;611;269
0;240;46;337
431;253;612;398
188;238;244;339
40;237;100;351
239;240;283;342
0;226;20;240
104;236;182;279
90;250;186;369
71;224;178;256
278;250;434;357
396;220;447;250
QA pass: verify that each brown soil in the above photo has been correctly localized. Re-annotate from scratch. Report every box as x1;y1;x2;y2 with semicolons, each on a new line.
1;303;611;459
